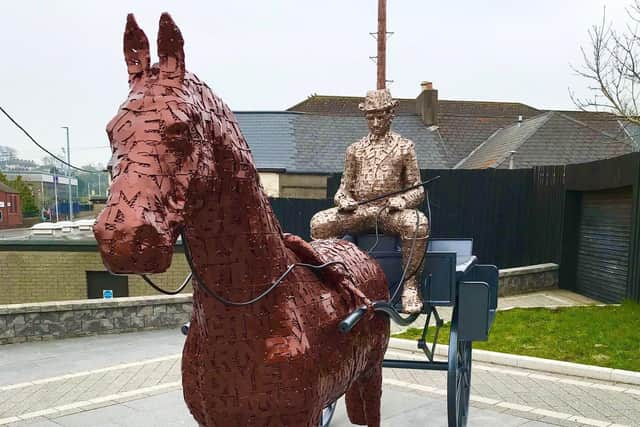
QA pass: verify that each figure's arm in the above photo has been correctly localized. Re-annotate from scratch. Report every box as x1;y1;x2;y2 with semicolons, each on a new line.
334;145;357;211
396;141;424;209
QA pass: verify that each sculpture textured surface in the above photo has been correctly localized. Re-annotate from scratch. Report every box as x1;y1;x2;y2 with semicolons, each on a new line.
310;89;429;313
93;13;390;427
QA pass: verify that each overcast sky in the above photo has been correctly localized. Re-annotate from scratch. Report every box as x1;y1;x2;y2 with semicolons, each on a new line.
0;0;631;166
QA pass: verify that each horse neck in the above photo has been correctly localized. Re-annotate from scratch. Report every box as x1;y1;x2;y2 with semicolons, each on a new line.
184;160;292;303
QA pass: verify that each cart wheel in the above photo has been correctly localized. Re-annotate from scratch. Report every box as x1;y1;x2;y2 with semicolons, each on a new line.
447;309;472;427
319;400;337;427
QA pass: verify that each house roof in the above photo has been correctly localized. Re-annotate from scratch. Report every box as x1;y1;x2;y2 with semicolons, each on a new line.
0;182;18;194
288;95;542;166
235;112;298;171
287;94;640;167
456;112;634;169
236;111;449;173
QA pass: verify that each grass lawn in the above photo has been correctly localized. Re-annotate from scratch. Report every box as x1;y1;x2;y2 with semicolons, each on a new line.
392;300;640;372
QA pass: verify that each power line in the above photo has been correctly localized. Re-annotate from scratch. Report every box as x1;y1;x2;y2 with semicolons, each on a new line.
0;105;100;174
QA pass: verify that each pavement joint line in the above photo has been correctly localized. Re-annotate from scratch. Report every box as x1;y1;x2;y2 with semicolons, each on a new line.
386;347;640;395
0;381;182;425
567;416;611;427
18;408;58;420
382;378;630;427
388;337;640;386
530;408;572;420
0;354;181;392
383;375;631;427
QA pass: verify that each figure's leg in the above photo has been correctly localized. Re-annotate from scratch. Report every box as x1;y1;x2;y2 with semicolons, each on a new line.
310;207;374;240
383;209;429;313
344;364;383;427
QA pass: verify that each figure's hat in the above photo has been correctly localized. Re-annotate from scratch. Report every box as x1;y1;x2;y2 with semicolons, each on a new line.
358;89;399;112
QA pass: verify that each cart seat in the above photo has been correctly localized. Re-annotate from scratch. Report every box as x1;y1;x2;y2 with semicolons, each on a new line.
427;239;477;280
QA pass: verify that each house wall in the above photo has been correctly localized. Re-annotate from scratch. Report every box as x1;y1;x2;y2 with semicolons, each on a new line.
0;190;23;229
279;174;328;199
0;242;192;305
258;172;280;197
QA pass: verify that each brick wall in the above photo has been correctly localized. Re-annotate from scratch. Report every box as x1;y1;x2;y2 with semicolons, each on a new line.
0;241;192;305
0;295;192;345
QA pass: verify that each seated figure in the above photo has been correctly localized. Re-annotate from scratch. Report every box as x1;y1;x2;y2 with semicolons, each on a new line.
310;89;429;313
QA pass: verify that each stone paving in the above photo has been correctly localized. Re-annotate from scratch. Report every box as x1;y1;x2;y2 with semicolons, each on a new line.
0;329;637;426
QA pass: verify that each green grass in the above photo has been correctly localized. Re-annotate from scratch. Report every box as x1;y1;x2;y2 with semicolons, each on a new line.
392;300;640;372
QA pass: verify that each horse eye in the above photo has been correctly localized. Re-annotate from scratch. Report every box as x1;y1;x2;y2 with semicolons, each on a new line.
166;122;189;138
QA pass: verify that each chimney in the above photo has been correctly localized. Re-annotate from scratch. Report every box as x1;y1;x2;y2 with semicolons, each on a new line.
416;81;438;126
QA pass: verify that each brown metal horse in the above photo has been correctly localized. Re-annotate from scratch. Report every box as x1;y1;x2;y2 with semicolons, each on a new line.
93;13;390;427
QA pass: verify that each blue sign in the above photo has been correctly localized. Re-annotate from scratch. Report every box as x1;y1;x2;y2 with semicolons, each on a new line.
102;289;113;299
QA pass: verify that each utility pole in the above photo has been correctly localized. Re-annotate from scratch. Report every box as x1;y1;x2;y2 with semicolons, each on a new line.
53;173;59;222
377;0;387;89
61;126;73;221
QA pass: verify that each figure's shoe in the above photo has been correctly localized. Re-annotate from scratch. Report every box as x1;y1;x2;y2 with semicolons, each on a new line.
401;277;423;314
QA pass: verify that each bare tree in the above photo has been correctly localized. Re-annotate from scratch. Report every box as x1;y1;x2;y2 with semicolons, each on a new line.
572;1;640;124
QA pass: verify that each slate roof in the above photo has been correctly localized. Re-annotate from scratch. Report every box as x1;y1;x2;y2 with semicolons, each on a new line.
235;112;297;171
288;95;543;165
0;182;18;194
236;111;449;173
456;112;634;169
287;95;640;167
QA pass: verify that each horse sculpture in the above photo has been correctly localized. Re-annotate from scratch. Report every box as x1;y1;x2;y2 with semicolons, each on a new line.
93;13;390;427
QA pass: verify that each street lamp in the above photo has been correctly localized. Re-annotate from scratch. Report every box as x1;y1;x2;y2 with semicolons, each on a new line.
61;126;73;221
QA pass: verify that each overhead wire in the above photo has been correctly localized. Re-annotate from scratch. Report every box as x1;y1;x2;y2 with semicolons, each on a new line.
0;105;101;174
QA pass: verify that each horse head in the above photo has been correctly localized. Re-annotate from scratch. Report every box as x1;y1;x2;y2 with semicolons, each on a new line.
94;13;217;274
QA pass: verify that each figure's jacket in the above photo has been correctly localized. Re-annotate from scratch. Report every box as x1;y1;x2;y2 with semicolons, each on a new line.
335;132;424;209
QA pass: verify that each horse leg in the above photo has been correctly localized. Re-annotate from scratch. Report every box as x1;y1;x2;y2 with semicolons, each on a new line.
345;364;383;427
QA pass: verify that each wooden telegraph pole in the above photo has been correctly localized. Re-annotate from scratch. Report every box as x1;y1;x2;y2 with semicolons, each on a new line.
377;0;387;89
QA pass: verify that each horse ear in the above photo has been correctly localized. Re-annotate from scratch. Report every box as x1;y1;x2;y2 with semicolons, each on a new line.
123;14;150;84
157;12;185;81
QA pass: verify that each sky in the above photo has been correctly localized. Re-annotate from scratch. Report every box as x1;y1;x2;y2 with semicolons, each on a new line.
0;0;632;166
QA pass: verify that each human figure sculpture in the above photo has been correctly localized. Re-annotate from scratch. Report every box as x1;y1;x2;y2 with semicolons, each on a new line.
93;13;390;427
310;89;429;313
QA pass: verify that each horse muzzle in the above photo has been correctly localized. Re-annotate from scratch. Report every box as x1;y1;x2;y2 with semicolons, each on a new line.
93;207;179;274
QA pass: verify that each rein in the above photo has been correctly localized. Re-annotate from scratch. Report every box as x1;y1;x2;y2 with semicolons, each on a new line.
139;179;438;308
140;231;350;307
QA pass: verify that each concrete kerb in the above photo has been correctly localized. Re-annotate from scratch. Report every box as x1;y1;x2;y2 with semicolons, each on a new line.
388;337;640;386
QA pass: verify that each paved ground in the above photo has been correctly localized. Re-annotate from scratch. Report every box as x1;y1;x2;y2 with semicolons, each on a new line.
1;329;637;427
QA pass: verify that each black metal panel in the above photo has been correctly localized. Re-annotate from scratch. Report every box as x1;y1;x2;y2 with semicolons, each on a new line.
86;271;129;299
576;188;633;303
457;281;490;341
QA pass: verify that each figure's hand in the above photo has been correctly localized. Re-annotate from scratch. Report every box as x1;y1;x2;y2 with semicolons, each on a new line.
387;197;406;211
338;198;358;212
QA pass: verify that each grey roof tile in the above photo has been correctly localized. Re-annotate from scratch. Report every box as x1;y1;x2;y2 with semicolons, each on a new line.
457;112;634;169
235;112;297;171
235;112;449;173
0;182;18;193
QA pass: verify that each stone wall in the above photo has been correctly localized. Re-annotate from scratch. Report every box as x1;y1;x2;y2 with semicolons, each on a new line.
0;294;193;345
498;263;559;296
0;241;192;304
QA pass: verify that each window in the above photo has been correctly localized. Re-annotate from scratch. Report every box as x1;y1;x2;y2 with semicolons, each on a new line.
8;195;17;213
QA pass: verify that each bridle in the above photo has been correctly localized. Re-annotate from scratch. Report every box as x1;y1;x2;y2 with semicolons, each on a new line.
139;178;439;307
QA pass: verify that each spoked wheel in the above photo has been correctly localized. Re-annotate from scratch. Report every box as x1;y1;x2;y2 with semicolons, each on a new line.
447;308;472;427
319;400;337;427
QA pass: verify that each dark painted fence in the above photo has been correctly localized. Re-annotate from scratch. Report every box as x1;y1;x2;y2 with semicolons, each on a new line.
318;167;566;269
271;158;639;302
270;168;566;269
269;198;333;242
